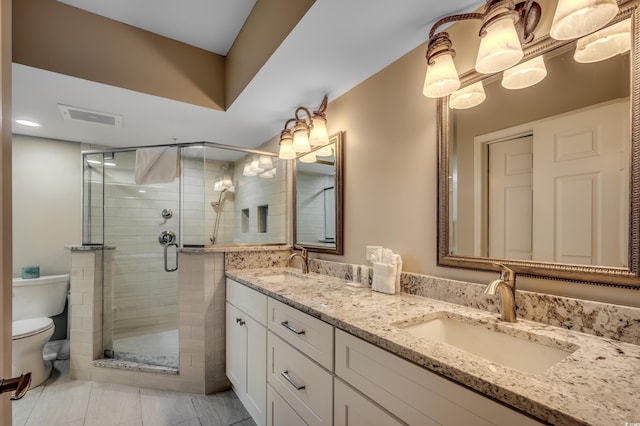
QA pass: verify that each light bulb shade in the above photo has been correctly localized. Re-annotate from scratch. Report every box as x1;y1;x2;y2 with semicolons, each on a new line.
243;161;257;176
279;133;296;160
250;157;264;173
316;143;334;157
475;17;524;74
310;114;330;147
257;155;274;170
423;53;460;98
292;121;311;152
260;168;276;179
550;0;618;40
222;174;233;189
574;18;631;63
501;56;548;89
449;82;486;109
299;152;317;163
214;180;222;191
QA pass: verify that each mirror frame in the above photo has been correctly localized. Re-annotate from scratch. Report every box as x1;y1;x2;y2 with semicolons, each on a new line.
437;4;640;288
293;131;344;254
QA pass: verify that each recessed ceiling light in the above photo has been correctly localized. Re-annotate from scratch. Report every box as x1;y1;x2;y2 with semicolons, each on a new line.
16;119;40;127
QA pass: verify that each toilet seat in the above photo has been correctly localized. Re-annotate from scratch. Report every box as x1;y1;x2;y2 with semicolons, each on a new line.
12;318;54;340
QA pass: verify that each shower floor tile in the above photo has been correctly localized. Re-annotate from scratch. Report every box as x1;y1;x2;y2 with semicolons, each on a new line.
113;328;179;368
12;359;256;426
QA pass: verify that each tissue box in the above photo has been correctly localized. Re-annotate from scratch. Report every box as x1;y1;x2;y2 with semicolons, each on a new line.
21;265;40;279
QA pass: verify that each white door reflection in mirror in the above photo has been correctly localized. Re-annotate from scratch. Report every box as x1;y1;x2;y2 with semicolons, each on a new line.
488;136;533;260
475;99;628;267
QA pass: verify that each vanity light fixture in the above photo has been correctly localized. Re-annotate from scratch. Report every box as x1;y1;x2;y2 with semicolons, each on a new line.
501;55;547;89
260;168;276;179
449;81;487;109
299;151;317;163
423;0;541;98
278;119;297;160
258;155;274;171
279;96;330;158
249;156;264;173
550;0;619;41
574;18;631;63
242;160;257;177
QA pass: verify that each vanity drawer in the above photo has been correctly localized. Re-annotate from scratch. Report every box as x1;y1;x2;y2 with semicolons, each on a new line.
267;298;334;370
334;378;404;426
267;384;306;426
267;331;333;426
227;278;267;326
335;329;544;426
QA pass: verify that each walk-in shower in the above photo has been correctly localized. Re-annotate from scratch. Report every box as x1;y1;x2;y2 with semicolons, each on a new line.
82;142;286;368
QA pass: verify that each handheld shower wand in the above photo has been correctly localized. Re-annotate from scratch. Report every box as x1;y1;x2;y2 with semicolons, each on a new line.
210;187;232;244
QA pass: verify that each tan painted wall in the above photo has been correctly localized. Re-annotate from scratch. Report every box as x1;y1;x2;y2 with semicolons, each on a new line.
314;18;640;307
13;0;226;110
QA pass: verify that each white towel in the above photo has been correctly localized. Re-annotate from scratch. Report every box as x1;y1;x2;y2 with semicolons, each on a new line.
371;248;403;294
372;262;397;294
135;147;179;185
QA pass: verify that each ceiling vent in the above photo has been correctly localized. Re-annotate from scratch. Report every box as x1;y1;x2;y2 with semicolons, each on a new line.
58;104;123;128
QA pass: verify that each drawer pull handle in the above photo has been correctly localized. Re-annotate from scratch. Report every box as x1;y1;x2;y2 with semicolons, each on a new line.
281;321;305;335
236;318;245;326
281;370;305;391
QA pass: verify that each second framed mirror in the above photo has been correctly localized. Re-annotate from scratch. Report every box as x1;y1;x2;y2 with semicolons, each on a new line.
293;131;344;254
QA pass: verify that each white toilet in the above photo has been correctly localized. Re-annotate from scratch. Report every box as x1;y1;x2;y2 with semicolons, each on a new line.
12;274;70;388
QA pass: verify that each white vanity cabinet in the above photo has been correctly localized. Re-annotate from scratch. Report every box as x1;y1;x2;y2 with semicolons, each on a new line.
226;277;546;426
335;329;544;426
266;298;334;426
334;378;404;426
226;279;267;426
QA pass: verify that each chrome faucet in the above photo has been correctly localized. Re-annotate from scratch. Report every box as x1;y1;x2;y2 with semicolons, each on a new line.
484;263;517;322
288;245;309;274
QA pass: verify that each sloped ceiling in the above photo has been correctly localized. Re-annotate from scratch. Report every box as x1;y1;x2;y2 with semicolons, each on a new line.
12;0;484;149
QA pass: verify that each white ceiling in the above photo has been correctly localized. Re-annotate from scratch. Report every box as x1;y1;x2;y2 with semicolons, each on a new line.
12;0;484;150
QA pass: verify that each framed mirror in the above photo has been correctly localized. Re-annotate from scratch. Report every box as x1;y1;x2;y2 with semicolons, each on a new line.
293;131;344;254
438;5;639;287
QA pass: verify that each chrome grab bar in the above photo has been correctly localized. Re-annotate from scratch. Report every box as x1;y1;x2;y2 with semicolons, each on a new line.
281;370;305;391
281;320;305;335
163;242;179;272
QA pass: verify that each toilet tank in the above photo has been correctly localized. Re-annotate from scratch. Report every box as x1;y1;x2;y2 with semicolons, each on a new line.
12;274;70;321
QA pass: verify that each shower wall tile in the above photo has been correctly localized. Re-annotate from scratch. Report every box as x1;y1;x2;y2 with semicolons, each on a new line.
69;247;230;394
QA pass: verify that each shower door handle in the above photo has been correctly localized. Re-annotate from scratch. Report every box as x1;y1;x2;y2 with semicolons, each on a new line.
164;242;179;272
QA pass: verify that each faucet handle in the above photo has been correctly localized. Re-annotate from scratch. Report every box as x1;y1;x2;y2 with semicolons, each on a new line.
293;245;308;257
492;262;515;284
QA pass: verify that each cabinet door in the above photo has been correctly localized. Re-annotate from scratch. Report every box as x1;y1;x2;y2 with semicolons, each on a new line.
246;312;267;425
334;379;403;426
267;384;306;426
227;301;267;426
226;301;246;392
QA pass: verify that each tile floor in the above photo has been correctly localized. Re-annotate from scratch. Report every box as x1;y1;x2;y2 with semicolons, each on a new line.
12;360;256;426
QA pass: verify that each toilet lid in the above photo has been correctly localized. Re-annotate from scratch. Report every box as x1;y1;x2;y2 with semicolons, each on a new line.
12;317;54;339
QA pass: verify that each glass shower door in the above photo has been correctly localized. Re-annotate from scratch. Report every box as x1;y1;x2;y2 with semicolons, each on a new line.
102;150;180;368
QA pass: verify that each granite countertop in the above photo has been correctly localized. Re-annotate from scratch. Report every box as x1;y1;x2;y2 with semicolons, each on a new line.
226;267;640;426
180;244;290;253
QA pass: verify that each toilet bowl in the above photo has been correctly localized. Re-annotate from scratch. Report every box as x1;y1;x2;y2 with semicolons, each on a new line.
12;318;55;387
12;274;69;388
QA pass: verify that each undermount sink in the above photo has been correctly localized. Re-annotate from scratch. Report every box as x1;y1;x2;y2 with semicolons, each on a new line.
395;315;576;375
260;272;309;283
